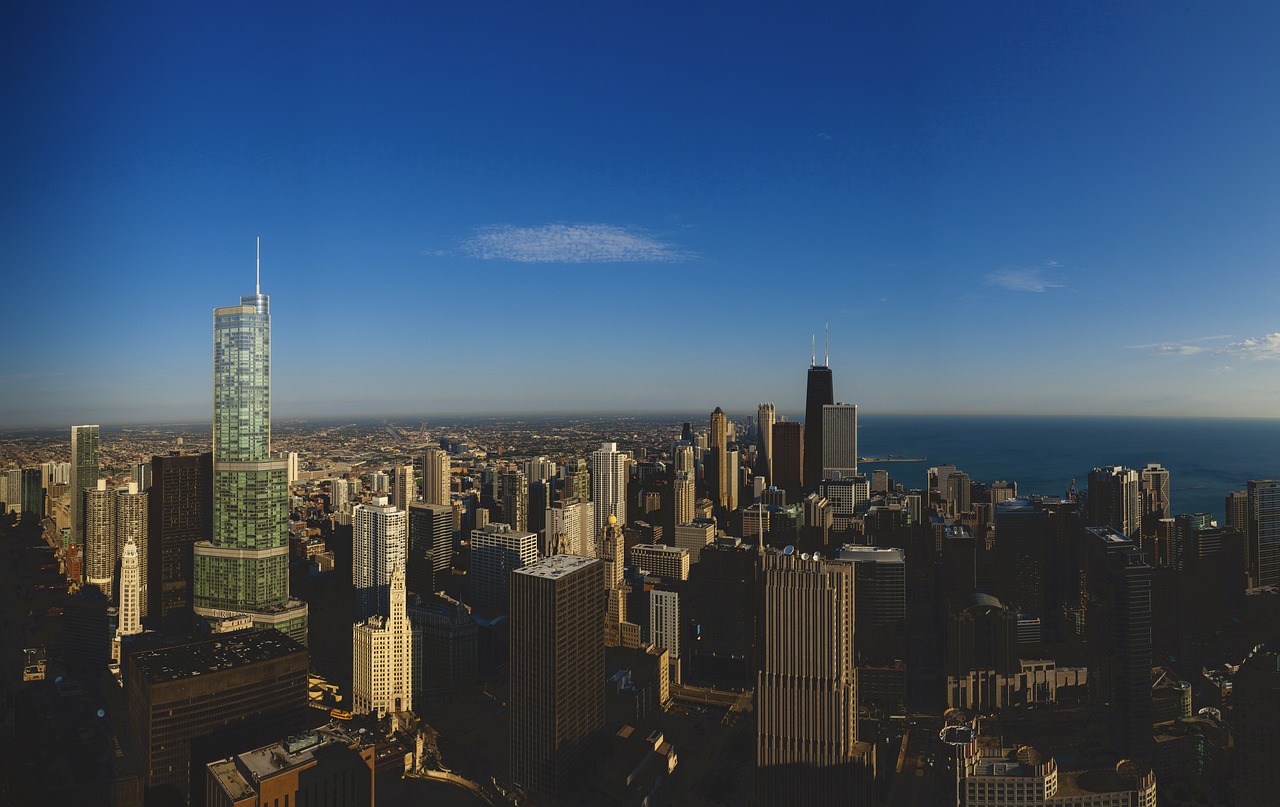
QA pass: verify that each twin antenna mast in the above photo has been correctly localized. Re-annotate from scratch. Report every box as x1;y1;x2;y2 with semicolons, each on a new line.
811;322;830;367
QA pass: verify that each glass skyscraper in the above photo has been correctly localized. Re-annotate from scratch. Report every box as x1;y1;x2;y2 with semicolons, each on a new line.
192;266;308;644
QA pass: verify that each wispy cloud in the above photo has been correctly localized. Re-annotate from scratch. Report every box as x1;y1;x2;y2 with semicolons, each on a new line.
984;262;1065;293
453;223;693;264
1133;333;1280;360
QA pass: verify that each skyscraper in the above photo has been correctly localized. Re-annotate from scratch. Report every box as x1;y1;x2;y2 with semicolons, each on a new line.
545;496;595;557
1233;643;1280;804
1085;526;1153;760
352;564;414;717
148;451;212;618
407;502;453;597
1139;463;1170;535
114;538;142;663
1087;466;1141;538
391;464;416;511
772;421;804;503
353;497;407;621
471;522;538;613
756;549;874;806
1247;480;1280;589
192;248;308;644
757;403;776;485
710;407;728;513
423;448;451;506
821;403;857;481
590;442;628;542
84;480;115;597
509;555;605;802
115;481;148;617
803;339;834;495
70;424;100;578
599;514;636;647
500;468;529;532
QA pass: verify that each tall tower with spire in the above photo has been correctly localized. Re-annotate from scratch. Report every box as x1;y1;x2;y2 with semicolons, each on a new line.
192;240;308;644
710;407;729;513
803;326;834;494
113;538;142;663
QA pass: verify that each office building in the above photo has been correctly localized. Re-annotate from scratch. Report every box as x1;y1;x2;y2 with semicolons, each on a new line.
993;498;1053;617
803;341;834;495
501;468;529;532
204;723;375;807
772;421;804;503
353;497;407;620
124;630;308;803
509;555;606;802
471;522;539;613
407;502;453;597
600;514;638;647
1085;526;1153;760
631;543;690;582
21;466;42;517
423;448;450;505
1233;643;1280;805
84;480;115;596
391;464;416;511
1247;480;1280;588
675;518;716;564
648;588;682;682
352;564;414;717
1225;489;1249;534
591;442;628;543
192;263;308;644
70;424;100;576
1139;463;1170;534
148;451;213;618
285;451;300;485
1088;466;1141;538
957;738;1156;806
837;545;907;664
821;402;858;481
115;481;148;616
710;407;729;513
757;402;776;485
113;538;143;663
408;594;477;695
822;476;870;537
546;496;594;557
756;549;874;806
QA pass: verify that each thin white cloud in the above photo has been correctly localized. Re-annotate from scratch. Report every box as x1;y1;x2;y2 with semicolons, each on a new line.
457;223;693;264
1135;332;1280;360
984;264;1065;292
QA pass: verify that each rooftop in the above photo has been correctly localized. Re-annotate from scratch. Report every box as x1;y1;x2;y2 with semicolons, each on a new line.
514;553;599;579
837;545;905;563
131;629;305;683
208;722;370;799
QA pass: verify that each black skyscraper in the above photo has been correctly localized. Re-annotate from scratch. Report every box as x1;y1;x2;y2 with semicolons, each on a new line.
147;451;213;619
803;351;833;494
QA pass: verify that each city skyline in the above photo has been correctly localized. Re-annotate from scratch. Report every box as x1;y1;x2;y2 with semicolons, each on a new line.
4;3;1280;428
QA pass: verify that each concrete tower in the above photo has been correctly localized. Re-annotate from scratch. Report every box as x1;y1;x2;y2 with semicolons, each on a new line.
590;442;628;543
353;497;407;620
803;334;834;495
114;538;143;663
757;403;776;485
423;448;451;506
114;481;148;617
84;480;115;597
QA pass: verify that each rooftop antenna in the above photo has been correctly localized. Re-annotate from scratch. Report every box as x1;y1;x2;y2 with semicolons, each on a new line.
825;321;830;367
811;334;816;367
255;237;261;294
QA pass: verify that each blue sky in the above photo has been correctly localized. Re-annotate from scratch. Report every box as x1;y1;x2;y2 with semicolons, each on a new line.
3;1;1279;427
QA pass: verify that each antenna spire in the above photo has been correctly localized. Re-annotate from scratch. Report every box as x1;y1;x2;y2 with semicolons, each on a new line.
825;321;829;367
811;335;816;367
255;237;261;294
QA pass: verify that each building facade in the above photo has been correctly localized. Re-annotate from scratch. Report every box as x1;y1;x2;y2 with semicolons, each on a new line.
353;497;407;620
352;564;414;717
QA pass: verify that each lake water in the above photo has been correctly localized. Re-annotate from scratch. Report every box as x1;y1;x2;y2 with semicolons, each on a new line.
856;415;1280;519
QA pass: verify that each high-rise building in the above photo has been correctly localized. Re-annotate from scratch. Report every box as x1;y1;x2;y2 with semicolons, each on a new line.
148;451;212;618
124;630;308;802
757;549;874;806
285;451;300;485
673;470;695;528
675;518;716;564
353;497;407;620
509;555;605;803
993;498;1053;617
1225;489;1249;534
192;260;308;644
599;514;637;647
836;545;907;665
591;442;628;542
352;564;414;717
115;481;148;617
132;461;152;491
545;497;595;557
1247;480;1280;589
204;723;375;807
1085;526;1153;760
648;588;682;682
20;466;42;517
630;543;690;582
391;464;416;511
821;403;858;481
1087;466;1141;538
407;502;453;597
471;522;539;613
501;468;529;532
1139;463;1170;535
70;424;100;577
113;538;142;663
423;448;451;505
757;403;776;485
1233;643;1280;805
803;343;834;495
772;421;804;503
710;407;729;513
84;480;115;597
524;456;557;482
822;476;870;538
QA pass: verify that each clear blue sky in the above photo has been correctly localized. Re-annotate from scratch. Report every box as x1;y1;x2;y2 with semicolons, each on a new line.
3;1;1278;427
